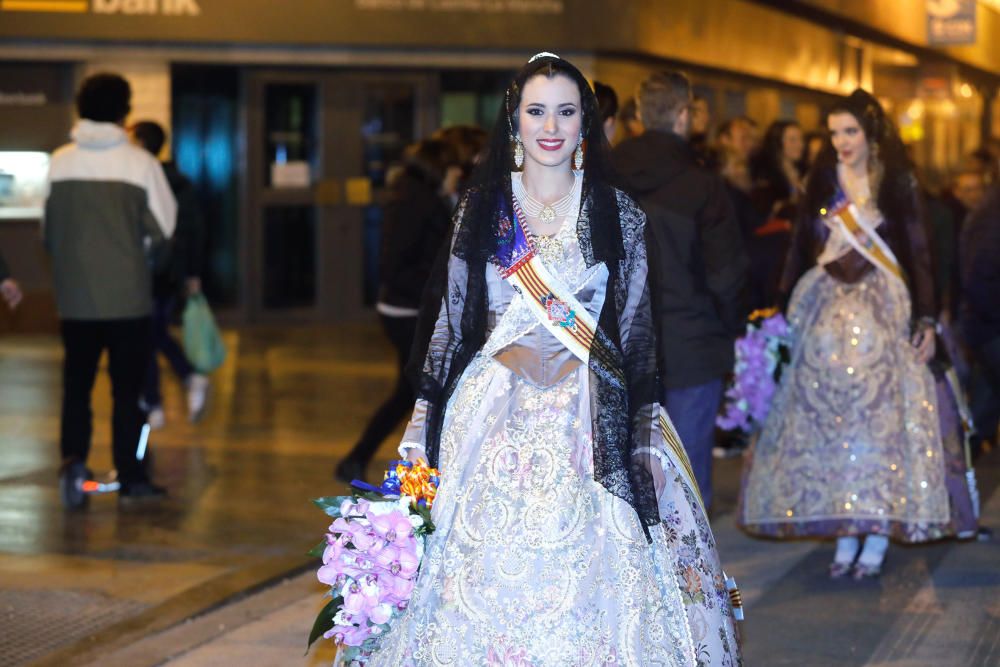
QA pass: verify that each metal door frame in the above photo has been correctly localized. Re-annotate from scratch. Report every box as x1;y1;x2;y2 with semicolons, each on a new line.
243;68;437;324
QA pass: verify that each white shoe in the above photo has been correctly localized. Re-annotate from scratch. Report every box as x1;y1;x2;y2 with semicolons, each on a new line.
147;406;166;430
187;374;210;422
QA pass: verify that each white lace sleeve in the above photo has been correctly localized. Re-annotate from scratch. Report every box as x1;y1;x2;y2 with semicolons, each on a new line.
397;399;429;458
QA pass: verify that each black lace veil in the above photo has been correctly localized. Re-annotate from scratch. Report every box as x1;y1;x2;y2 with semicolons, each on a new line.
412;53;662;534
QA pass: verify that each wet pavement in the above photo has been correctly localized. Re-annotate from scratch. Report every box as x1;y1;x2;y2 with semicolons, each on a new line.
0;325;997;666
0;325;400;667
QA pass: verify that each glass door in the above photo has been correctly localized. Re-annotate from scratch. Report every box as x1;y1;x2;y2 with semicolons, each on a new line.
247;73;322;322
246;70;435;323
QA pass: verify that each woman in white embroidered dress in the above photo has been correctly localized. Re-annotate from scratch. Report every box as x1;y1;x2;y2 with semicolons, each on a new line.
364;54;741;667
739;90;977;578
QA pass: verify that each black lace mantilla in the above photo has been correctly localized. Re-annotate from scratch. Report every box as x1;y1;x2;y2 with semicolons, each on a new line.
409;53;663;538
415;183;662;538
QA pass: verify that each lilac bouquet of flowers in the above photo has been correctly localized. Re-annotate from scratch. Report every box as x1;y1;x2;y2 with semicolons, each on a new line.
307;460;439;665
717;309;791;433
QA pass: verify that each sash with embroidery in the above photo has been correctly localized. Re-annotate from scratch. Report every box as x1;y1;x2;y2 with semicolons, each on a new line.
821;191;905;288
493;195;704;512
492;197;601;367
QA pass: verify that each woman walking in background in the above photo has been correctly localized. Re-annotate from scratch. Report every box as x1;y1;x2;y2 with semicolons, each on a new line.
131;120;210;428
739;90;977;578
336;138;460;484
747;119;805;309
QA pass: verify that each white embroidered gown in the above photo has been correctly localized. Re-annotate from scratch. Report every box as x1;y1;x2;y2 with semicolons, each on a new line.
367;178;741;666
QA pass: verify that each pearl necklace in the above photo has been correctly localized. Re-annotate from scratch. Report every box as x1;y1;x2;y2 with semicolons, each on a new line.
512;173;580;223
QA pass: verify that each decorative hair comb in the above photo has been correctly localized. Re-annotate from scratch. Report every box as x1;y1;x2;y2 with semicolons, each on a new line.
529;52;560;62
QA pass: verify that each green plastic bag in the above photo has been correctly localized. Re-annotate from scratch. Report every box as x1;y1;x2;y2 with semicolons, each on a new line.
182;293;227;373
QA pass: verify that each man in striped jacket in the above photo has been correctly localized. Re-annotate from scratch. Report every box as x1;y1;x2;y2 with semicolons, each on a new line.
44;72;176;505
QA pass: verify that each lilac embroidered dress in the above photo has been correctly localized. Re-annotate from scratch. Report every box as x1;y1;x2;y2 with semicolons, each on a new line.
367;174;741;666
739;184;976;542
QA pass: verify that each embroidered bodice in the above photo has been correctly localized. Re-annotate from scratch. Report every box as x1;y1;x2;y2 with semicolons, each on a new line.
485;171;607;388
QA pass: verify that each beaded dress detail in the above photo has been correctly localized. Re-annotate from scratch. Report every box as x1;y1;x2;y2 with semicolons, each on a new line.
739;184;966;542
368;182;741;666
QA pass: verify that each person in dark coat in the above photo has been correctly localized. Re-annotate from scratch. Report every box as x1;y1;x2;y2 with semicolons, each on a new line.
961;184;1000;453
131;121;209;428
688;94;714;167
715;117;764;323
941;164;986;229
617;95;644;142
746;120;806;310
938;163;986;319
593;80;619;144
613;70;749;509
336;138;459;483
431;124;487;197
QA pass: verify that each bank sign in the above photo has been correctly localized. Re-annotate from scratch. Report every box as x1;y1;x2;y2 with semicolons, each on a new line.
0;0;200;14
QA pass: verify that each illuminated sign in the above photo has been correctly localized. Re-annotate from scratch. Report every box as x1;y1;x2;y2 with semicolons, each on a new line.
0;0;200;13
927;0;976;46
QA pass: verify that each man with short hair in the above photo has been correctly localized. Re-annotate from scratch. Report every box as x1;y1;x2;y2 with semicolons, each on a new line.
44;73;176;505
613;70;748;509
716;116;757;192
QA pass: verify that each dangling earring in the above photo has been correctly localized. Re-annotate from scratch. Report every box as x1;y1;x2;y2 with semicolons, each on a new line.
573;137;584;170
513;135;524;169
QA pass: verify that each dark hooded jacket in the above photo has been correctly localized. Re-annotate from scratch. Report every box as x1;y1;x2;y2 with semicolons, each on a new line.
154;162;205;299
613;130;749;389
378;160;452;310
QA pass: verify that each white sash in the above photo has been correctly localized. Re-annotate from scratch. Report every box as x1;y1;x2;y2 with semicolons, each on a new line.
821;200;905;289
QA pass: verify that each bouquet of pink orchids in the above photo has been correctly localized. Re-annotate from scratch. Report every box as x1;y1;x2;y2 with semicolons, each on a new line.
307;460;440;665
717;309;791;434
